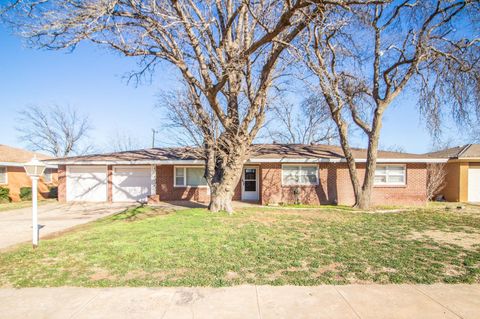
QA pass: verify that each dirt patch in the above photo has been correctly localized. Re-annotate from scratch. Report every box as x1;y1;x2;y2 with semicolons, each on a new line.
90;268;116;281
409;230;480;250
444;264;466;277
314;262;342;277
122;268;188;281
225;271;240;280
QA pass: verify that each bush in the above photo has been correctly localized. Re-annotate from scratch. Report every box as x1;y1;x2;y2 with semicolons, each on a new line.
0;186;10;203
20;187;32;201
48;186;58;199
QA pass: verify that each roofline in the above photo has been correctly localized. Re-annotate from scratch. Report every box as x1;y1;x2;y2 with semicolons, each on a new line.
45;157;448;165
456;144;472;158
0;161;58;168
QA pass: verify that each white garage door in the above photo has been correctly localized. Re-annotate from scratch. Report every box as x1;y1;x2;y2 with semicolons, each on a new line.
468;167;480;202
112;166;151;202
67;166;107;202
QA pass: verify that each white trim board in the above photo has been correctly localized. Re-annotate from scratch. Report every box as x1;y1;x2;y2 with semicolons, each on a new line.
0;161;58;168
46;158;448;165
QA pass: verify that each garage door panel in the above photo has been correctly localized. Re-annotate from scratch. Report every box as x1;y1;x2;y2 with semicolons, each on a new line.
468;167;480;202
113;166;151;202
67;166;107;202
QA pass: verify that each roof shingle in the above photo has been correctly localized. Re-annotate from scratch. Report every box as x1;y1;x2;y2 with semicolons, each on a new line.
0;144;52;163
47;143;435;163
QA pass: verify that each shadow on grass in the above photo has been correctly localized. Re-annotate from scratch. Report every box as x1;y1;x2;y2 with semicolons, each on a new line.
109;205;170;222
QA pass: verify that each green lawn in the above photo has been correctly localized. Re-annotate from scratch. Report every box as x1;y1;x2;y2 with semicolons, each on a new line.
0;204;479;287
0;199;56;212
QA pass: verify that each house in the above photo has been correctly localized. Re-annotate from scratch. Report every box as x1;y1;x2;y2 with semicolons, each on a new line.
0;144;58;201
425;144;480;202
47;144;447;206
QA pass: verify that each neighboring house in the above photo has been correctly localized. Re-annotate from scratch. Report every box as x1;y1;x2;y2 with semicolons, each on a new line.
425;144;480;202
0;144;58;202
47;144;447;206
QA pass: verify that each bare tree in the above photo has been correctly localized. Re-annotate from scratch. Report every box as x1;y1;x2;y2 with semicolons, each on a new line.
426;163;447;201
107;130;146;152
267;94;337;144
4;0;384;212
303;1;480;209
16;105;92;157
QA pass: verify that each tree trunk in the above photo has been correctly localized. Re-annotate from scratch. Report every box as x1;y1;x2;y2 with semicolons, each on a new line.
355;108;385;210
205;139;249;213
209;185;235;213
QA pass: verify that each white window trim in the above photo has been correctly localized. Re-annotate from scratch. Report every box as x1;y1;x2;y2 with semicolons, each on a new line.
0;166;7;185
43;168;53;184
173;166;208;188
281;164;319;186
374;164;407;186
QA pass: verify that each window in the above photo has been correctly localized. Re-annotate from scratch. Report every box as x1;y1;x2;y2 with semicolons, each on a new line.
174;167;207;187
43;168;53;183
374;165;406;186
0;167;6;184
282;165;318;186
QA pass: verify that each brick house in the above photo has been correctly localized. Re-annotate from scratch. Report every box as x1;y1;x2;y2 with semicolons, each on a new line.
47;144;447;206
0;144;58;202
425;144;480;202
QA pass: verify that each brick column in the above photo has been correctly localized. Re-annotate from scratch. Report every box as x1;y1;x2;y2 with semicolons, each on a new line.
57;165;67;203
107;165;113;203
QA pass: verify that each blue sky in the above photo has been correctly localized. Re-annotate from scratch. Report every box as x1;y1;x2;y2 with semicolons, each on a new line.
0;25;459;154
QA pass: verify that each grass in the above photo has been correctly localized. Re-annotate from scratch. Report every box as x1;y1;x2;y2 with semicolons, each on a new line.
0;204;479;287
0;199;56;212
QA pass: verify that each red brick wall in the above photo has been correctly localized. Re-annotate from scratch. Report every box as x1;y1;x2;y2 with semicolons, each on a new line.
58;165;66;203
260;162;427;206
155;165;242;203
107;165;113;203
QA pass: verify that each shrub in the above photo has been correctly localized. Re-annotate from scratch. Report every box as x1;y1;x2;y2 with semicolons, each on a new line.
48;186;58;199
0;186;10;203
20;187;32;201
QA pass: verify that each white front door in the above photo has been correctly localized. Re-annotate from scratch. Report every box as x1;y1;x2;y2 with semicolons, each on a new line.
112;166;152;202
67;166;108;202
468;167;480;202
241;167;259;201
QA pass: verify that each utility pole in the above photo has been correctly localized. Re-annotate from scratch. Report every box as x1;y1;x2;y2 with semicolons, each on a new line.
152;129;158;148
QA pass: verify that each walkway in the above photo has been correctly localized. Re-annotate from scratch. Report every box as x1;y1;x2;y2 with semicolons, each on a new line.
0;284;478;318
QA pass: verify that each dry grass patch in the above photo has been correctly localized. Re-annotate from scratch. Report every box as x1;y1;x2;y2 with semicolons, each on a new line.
409;230;480;250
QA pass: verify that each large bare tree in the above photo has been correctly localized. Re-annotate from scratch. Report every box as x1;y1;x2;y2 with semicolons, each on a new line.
4;0;380;212
303;0;480;209
16;105;92;157
267;94;338;144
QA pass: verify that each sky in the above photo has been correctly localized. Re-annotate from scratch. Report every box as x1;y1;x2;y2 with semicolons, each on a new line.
0;25;461;155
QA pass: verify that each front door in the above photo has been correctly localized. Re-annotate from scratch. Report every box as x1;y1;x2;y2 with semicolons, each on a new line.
242;167;259;201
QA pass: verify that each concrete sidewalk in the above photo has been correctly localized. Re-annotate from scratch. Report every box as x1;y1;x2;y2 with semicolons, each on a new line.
0;284;478;319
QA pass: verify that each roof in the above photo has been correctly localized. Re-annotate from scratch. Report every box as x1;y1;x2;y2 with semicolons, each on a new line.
46;143;447;165
0;144;52;164
425;144;480;159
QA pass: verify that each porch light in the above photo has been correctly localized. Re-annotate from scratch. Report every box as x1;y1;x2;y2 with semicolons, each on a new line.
24;156;46;248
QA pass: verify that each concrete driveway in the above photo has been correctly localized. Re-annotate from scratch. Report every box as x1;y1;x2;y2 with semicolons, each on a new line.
0;202;133;250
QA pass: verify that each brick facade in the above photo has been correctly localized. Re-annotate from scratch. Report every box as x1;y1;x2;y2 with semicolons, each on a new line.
57;162;428;206
2;166;58;202
260;162;427;206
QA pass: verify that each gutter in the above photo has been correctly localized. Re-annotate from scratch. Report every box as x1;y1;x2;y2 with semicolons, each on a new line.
44;158;448;165
0;161;58;169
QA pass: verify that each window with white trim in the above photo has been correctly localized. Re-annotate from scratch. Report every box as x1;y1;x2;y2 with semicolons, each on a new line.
0;167;6;184
174;167;207;187
374;165;406;185
43;168;53;183
281;165;318;186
